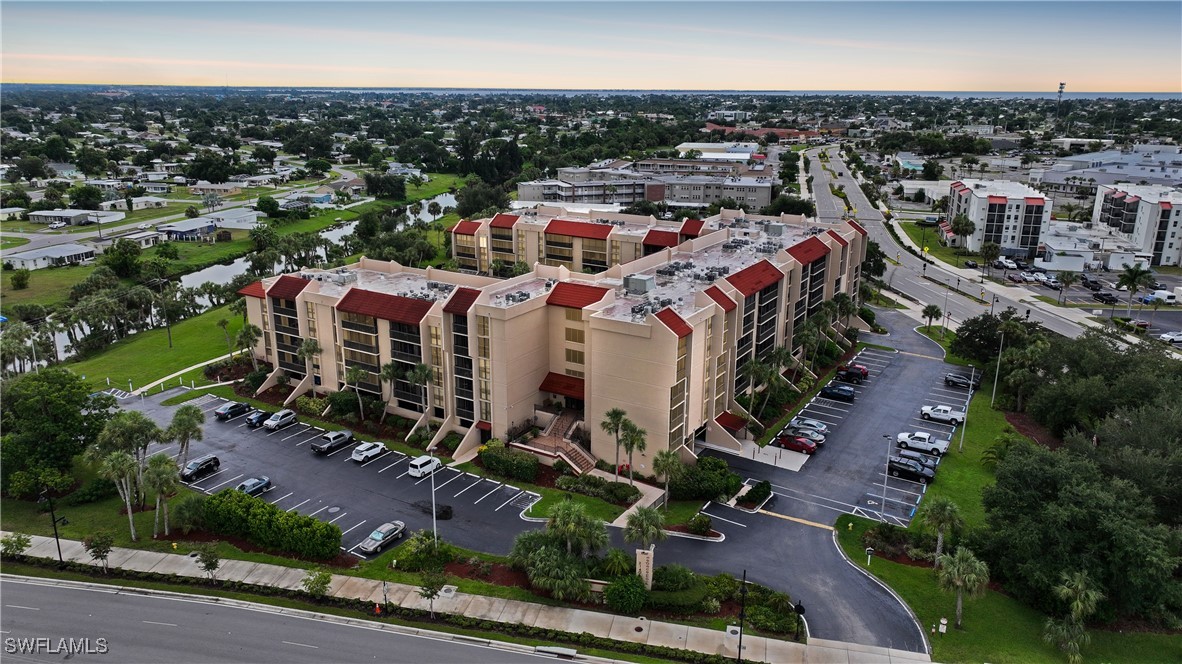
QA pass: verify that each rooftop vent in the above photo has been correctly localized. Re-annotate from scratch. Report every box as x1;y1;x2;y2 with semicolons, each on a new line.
624;274;656;295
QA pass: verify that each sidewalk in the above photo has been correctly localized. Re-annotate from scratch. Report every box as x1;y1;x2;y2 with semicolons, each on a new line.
6;532;929;664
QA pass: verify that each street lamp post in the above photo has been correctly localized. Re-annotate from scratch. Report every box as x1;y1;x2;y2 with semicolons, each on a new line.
990;295;998;316
38;488;67;569
736;570;749;663
880;434;890;523
430;454;439;548
990;332;1006;408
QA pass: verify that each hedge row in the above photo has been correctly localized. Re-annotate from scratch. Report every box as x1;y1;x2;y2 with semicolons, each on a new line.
646;581;711;614
203;489;341;560
669;457;741;501
554;474;640;506
478;445;538;482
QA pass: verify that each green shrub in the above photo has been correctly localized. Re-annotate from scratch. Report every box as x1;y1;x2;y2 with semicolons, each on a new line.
203;489;341;559
858;306;877;327
294;395;328;417
705;572;741;602
61;478;119;506
604;574;648;615
669;457;741;501
653;564;696;592
327;390;359;415
555;474;640;505
646;581;710;614
171;493;207;534
687;514;713;536
741;480;772;506
244;369;269;391
747;605;796;633
438;433;462;453
861;521;908;558
1;532;32;557
479;445;539;482
700;596;721;614
397;529;458;572
551;459;572;476
597;548;633;579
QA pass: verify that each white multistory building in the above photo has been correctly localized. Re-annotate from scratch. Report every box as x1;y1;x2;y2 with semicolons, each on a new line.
944;179;1052;258
1092;184;1182;266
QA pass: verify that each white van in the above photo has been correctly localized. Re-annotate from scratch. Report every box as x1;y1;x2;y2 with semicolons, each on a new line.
407;455;442;478
1151;290;1177;304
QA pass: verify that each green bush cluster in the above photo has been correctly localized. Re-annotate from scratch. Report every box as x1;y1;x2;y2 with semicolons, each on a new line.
478;445;538;482
740;480;772;507
395;529;458;572
244;369;269;391
646;581;710;614
202;489;341;559
554;474;640;505
604;574;648;614
669;457;741;501
61;478;118;506
747;605;796;633
858;306;876;327
653;564;696;591
326;390;359;416
294;395;328;417
687;514;713;536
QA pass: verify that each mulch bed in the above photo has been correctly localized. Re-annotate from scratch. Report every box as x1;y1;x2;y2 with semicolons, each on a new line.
469;456;563;491
1004;411;1064;449
157;530;358;568
879;551;933;569
444;559;530;589
205;358;255;383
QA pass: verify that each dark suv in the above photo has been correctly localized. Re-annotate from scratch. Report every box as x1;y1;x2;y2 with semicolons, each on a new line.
180;454;220;481
835;368;864;385
888;456;935;484
1092;291;1119;305
214;401;251;421
244;410;269;428
944;373;980;389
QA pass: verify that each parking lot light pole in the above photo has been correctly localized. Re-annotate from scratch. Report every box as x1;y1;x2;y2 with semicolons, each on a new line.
430;455;438;548
38;488;67;569
990;332;1006;408
880;434;890;523
959;367;976;453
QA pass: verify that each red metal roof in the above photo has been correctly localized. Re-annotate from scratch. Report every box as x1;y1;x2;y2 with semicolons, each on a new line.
643;229;680;248
1024;197;1045;206
449;220;481;235
489;213;520;229
1125;196;1140;204
238;280;266;299
786;236;831;265
336;288;433;325
545;219;613;240
846;219;868;236
546;281;610;309
540;372;584;401
987;195;1009;205
476;420;492;431
826;229;849;247
443;287;481;315
705;286;737;312
267;274;311;300
1161;202;1173;211
654;308;692;338
1112;191;1126;198
680;218;706;237
726;259;784;297
715;412;747;430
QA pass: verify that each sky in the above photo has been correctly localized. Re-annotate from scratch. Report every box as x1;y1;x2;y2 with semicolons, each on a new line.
2;1;1180;92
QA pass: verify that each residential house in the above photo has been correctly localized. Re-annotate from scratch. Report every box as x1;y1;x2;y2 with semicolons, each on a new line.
157;217;217;241
5;243;96;270
0;207;26;221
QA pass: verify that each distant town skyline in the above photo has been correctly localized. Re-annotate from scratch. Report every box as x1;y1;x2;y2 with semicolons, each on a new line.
2;1;1180;93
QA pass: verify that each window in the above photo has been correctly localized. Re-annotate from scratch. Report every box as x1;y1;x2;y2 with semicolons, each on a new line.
565;368;584;378
565;327;585;344
565;348;585;365
565;309;582;322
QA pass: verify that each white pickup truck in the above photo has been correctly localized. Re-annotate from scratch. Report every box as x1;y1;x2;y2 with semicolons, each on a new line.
897;431;951;455
921;405;966;425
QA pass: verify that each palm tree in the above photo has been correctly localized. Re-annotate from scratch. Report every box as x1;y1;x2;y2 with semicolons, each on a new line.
98;451;139;541
1056;271;1078;304
979;242;1001;276
547;500;608;557
235;323;263;370
427;201;441;221
216;318;232;350
620;420;647;487
917;495;963;565
623;506;667;553
738;358;769;410
949;214;975;254
378;360;401;423
652;449;682;510
145;453;179;538
296;338;322;377
937;546;990;629
90;410;164;508
832;292;856;330
1116;263;1154;317
167;404;205;469
403;363;433;433
600;408;628;482
857;281;875;307
922;304;942;332
1043;571;1104;664
344;365;369;421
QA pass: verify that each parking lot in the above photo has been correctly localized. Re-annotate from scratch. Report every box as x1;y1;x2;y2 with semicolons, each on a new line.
711;342;972;527
131;392;542;558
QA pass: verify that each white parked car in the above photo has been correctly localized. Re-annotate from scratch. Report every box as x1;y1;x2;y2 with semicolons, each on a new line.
1032;272;1048;283
407;455;442;478
351;441;386;462
48;222;67;230
896;431;951;455
1159;331;1182;345
1020;272;1037;283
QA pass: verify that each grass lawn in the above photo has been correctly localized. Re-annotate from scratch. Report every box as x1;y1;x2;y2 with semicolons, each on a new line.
64;305;241;391
835;515;1181;663
899;221;980;270
922;390;1013;530
1;263;105;313
0;235;30;250
915;326;979;368
661;500;707;526
868;291;906;309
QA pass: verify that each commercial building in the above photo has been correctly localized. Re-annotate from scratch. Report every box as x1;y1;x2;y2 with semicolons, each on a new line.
517;164;773;209
1030;144;1182;199
1092;184;1182;266
944;179;1052;258
238;210;866;474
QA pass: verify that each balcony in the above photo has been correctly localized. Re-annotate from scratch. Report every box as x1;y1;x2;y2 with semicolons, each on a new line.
271;304;297;318
393;387;423;404
344;339;378;354
342;319;377;335
274;323;300;337
345;359;379;374
278;359;305;374
391;347;421;363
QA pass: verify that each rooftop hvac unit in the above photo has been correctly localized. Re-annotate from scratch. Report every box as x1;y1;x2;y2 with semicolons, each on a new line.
624;274;656;295
331;271;358;285
766;223;785;236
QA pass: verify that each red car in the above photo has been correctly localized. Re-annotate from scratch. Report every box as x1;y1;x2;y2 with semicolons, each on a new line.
837;363;869;379
772;435;817;455
1007;273;1023;283
1131;319;1151;329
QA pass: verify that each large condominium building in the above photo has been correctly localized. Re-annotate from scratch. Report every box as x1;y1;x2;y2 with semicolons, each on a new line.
448;206;807;275
944;179;1052;258
239;210;866;475
1092;184;1182;266
517;168;773;209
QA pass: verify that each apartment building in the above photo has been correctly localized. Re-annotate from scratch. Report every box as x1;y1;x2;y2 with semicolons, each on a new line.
239;212;866;474
1092;184;1182;266
517;168;773;209
945;179;1053;258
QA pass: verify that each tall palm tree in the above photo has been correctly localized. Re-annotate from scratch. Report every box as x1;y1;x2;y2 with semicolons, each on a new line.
344;365;369;421
857;281;875;307
832;292;856;330
98;451;139;541
937;546;990;629
620;420;647;487
167;404;205;469
217;318;232;350
1056;271;1078;304
917;495;963;565
623;506;667;553
738;358;769;410
980;243;1001;275
599;408;628;482
235;323;263;370
403;363;433;434
1116;263;1154;317
145;453;179;538
378;360;401;423
296;338;322;377
1043;571;1104;664
547;500;608;558
91;410;163;509
922;304;942;332
652;449;682;510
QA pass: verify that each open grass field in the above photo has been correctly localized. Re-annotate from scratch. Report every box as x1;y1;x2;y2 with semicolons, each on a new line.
899;221;981;270
1;235;30;250
1;262;104;312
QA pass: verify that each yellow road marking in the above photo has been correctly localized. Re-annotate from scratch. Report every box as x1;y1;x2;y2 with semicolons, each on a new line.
896;350;943;361
757;510;835;531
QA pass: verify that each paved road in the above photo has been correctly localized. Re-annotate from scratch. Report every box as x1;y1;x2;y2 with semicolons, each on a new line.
0;576;548;663
806;147;1089;339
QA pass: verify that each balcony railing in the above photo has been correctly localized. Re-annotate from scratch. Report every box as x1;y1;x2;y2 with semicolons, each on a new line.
342;319;377;335
274;323;300;337
271;304;297;318
345;359;379;374
344;339;378;354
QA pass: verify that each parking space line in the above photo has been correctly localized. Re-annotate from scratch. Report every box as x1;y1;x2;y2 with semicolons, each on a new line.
268;491;294;505
339;520;367;537
378;456;408;473
757;510;834;531
307;505;329;517
699;510;747;527
416;469;455;486
328;511;349;524
281;428;312;442
433;472;464;492
204;474;244;492
286;498;311;512
186;468;228;486
359;450;392;467
805;401;851;414
453;478;485;498
496;490;525;511
877;475;928;493
295;433;322;447
793;413;841;424
473;482;504;504
325;443;358;459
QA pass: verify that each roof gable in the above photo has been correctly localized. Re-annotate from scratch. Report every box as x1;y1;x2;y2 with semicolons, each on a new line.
642;229;680;248
336;288;433;325
725;260;783;297
267;274;311;300
704;285;737;312
786;236;831;265
846;219;868;236
826;229;849;247
443;287;481;315
546;281;610;309
449;220;481;235
489;213;520;229
654;308;692;338
545;219;613;240
680;218;706;237
238;281;266;299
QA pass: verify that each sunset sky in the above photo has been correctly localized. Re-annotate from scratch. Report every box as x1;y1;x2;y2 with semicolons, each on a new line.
2;1;1179;92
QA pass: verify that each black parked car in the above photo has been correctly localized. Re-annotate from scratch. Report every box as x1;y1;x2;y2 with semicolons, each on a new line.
819;384;856;403
180;454;220;482
835;368;864;384
214;401;251;421
963;260;978;269
888;456;936;484
944;373;981;389
244;410;269;428
1092;291;1119;305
